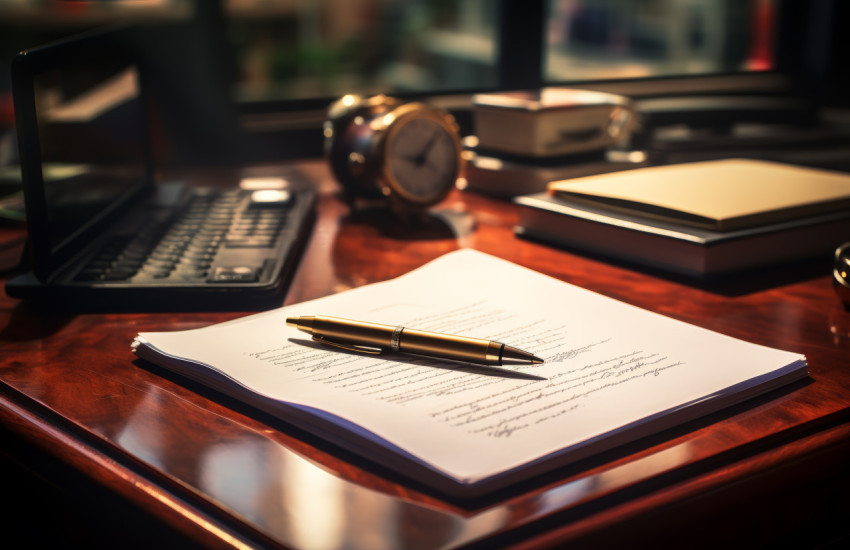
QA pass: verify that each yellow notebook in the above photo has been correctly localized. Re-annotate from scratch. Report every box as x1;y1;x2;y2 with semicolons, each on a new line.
548;159;850;231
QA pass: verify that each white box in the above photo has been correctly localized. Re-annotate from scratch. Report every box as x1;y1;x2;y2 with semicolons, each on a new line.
472;88;636;157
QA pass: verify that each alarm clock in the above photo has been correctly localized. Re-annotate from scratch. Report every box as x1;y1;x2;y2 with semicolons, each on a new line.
324;94;464;213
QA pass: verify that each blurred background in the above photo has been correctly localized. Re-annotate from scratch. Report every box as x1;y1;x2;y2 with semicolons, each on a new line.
0;0;846;169
0;0;786;103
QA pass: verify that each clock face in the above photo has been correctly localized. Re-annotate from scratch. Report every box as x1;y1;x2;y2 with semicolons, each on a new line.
384;115;460;206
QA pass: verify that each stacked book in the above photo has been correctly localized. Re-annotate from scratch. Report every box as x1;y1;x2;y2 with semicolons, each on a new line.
515;159;850;277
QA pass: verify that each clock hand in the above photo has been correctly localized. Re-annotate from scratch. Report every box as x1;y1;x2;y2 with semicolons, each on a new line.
420;131;442;159
403;131;440;166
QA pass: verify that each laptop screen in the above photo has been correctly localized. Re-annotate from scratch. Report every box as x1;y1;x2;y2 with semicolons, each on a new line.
13;27;152;281
34;64;147;254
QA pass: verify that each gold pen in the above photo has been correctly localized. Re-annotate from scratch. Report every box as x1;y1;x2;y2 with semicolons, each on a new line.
286;315;544;367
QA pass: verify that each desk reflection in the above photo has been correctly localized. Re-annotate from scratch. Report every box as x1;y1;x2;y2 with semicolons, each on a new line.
109;382;698;549
109;386;479;549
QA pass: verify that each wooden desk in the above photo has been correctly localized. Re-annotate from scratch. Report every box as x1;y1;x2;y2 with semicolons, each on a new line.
2;160;849;549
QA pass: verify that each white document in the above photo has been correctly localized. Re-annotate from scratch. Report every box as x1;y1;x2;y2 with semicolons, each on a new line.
133;250;806;495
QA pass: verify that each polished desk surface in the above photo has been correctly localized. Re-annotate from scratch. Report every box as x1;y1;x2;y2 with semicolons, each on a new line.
2;160;850;549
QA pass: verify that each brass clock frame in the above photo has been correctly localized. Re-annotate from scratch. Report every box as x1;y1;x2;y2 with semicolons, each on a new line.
324;94;464;212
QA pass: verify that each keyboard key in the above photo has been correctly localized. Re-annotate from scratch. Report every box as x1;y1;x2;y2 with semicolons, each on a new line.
72;186;300;285
209;266;258;282
225;236;276;248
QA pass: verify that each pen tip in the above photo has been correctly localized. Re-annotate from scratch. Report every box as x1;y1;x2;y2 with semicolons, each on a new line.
501;345;545;366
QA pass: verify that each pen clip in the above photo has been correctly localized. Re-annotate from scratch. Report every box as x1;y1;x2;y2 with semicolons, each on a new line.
313;336;384;356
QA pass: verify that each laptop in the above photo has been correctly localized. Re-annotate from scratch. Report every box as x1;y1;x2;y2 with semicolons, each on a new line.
6;27;316;310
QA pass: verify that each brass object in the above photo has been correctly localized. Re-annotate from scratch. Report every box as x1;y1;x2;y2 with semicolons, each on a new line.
324;94;465;213
286;315;542;367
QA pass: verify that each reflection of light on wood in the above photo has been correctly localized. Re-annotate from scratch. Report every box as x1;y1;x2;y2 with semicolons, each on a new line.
202;434;404;549
535;443;693;513
593;443;692;492
284;452;345;550
115;395;256;550
43;67;139;122
200;440;271;525
114;388;169;471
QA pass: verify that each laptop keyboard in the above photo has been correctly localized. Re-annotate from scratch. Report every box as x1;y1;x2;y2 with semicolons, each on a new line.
73;187;294;284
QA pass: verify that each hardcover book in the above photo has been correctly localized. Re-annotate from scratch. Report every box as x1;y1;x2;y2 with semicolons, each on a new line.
515;192;850;277
547;159;850;232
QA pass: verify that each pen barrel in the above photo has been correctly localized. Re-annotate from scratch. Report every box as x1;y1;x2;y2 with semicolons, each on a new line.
311;316;397;348
399;328;501;365
301;316;503;365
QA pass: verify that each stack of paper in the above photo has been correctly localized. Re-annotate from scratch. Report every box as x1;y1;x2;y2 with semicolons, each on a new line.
133;250;806;496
